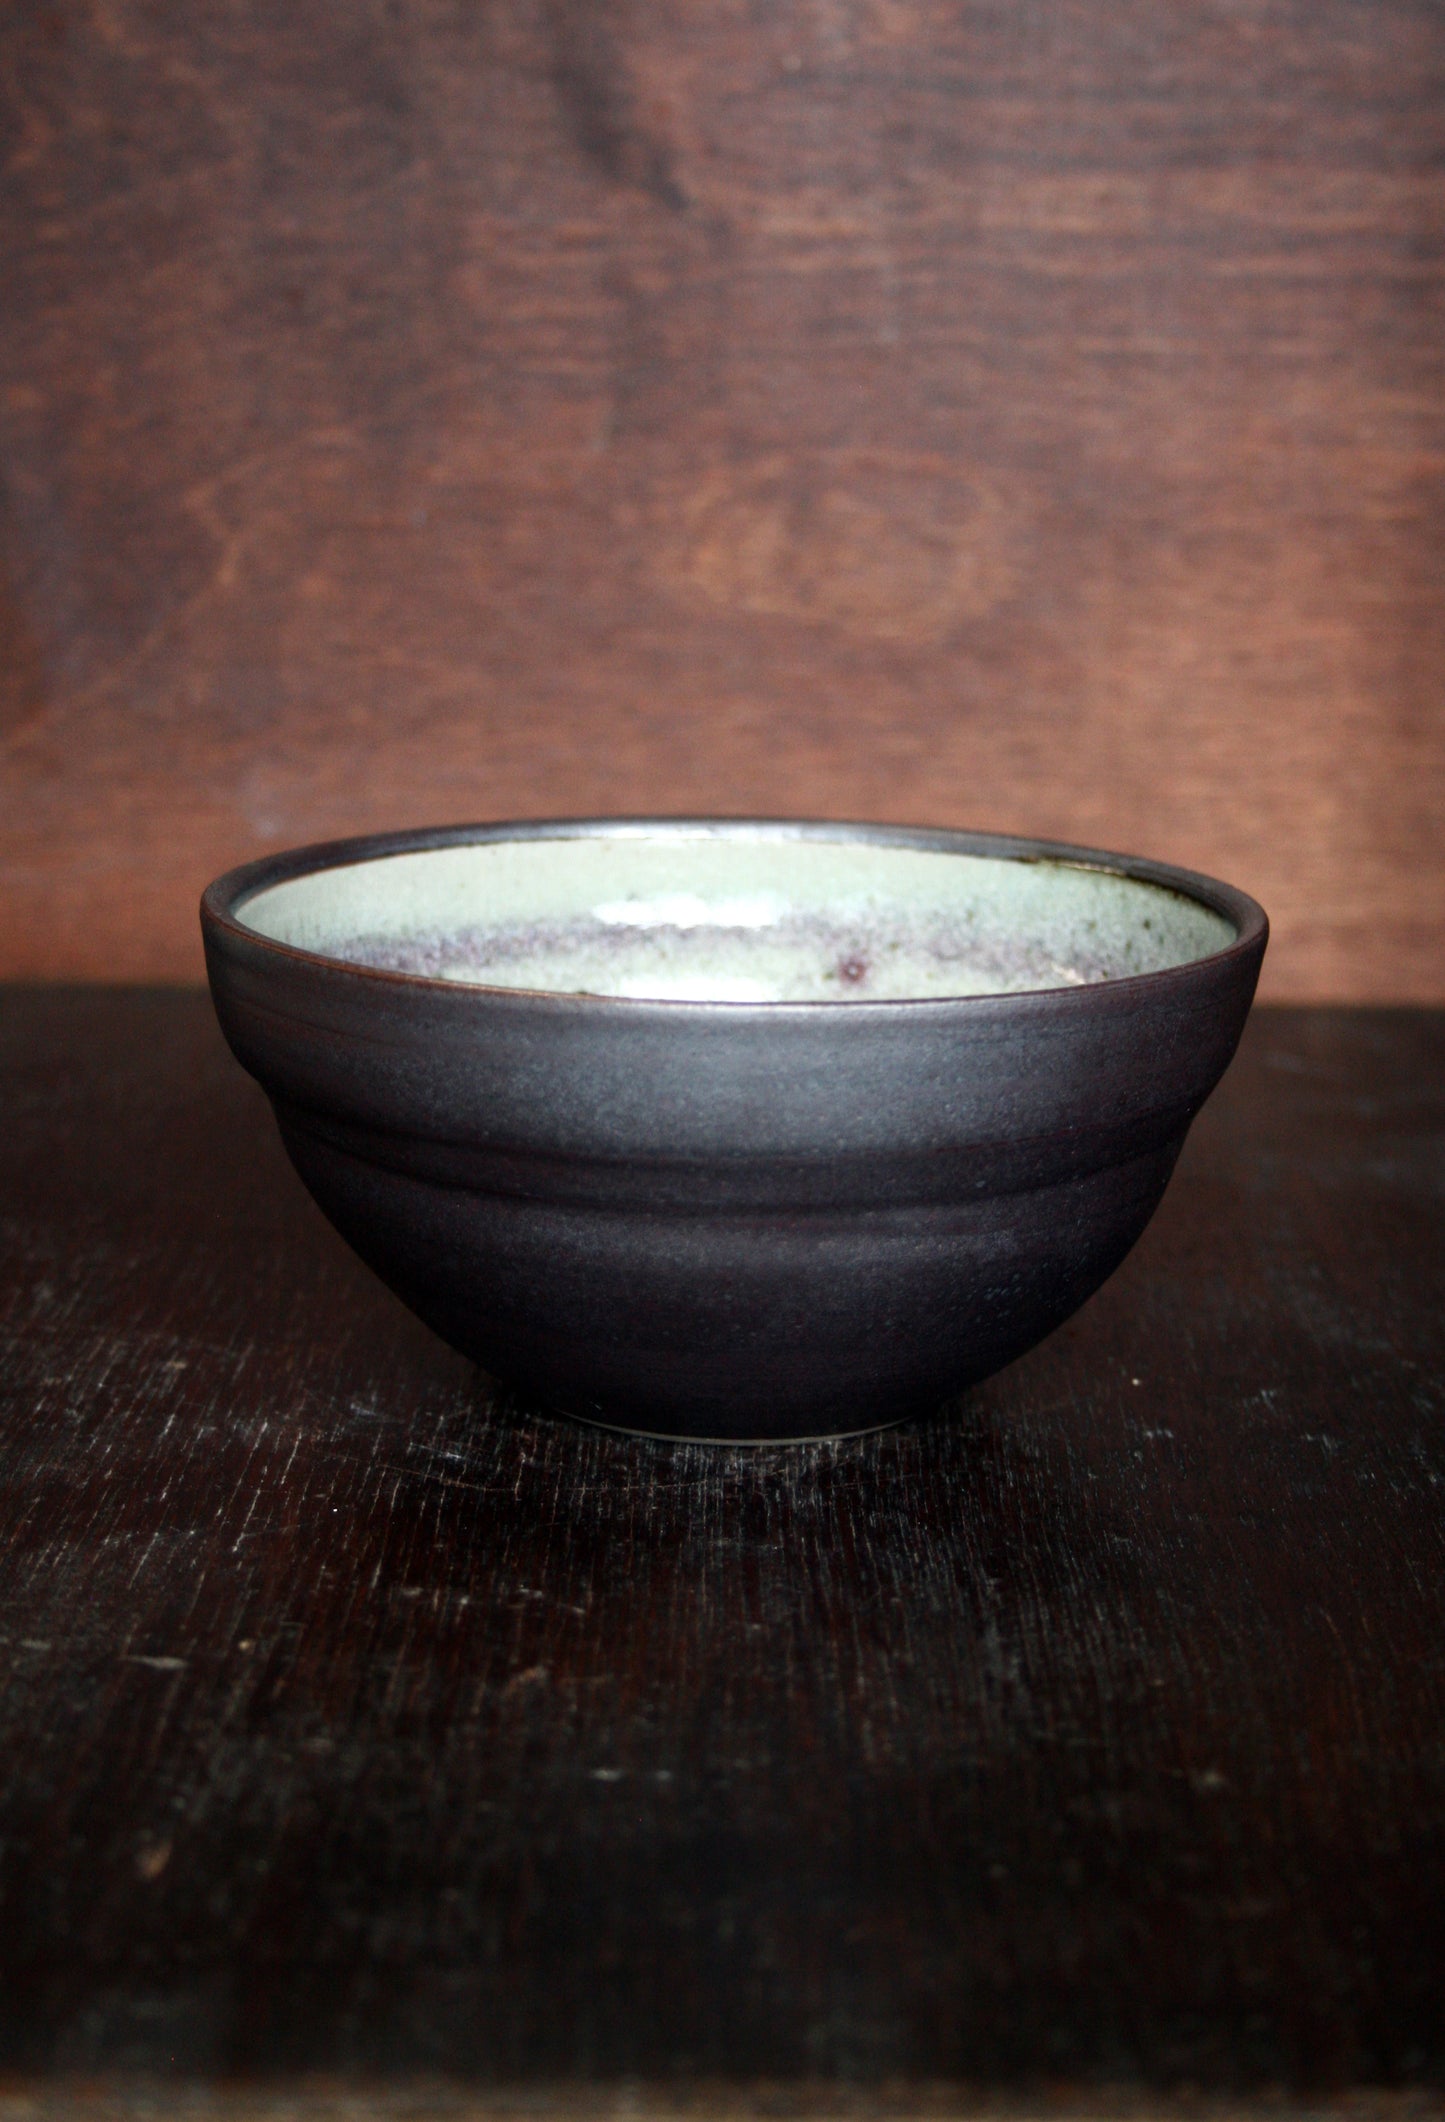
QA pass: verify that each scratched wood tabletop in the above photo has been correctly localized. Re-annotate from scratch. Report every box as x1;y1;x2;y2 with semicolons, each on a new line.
0;988;1441;2114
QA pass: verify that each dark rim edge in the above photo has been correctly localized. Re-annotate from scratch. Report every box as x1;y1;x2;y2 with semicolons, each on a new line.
199;815;1269;1014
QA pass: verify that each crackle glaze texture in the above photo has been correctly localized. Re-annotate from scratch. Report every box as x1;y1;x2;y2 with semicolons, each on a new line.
202;819;1266;1440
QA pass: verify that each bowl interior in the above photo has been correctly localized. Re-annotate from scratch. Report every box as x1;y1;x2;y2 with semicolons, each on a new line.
234;832;1236;1003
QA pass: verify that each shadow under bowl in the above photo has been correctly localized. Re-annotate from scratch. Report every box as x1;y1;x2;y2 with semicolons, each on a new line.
201;817;1267;1442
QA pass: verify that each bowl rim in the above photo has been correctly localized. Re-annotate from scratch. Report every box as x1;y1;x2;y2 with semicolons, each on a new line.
200;815;1269;1012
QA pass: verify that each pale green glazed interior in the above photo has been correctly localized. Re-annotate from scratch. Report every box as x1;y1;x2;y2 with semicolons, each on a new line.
238;833;1236;1002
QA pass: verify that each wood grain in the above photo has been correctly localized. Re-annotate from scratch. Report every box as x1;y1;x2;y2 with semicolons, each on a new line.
1;3;1443;995
0;2097;1439;2122
0;989;1442;2095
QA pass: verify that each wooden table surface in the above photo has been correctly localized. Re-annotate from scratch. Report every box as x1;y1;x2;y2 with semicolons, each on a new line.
0;989;1442;2110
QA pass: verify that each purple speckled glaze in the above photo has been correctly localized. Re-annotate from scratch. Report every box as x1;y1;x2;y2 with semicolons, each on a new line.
330;912;1125;999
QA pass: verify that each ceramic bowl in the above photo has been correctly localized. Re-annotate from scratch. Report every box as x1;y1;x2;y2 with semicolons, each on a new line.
201;819;1267;1441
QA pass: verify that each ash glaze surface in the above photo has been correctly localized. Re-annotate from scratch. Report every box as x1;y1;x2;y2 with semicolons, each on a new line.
239;835;1234;1002
202;818;1267;1441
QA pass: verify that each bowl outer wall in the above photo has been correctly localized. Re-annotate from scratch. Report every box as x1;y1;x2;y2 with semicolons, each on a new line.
200;822;1266;1435
201;820;1267;1203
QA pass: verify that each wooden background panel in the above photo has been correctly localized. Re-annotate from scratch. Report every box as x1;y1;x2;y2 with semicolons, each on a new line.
0;0;1442;994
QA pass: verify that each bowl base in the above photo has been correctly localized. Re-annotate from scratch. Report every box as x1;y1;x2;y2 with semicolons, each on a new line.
539;1395;926;1447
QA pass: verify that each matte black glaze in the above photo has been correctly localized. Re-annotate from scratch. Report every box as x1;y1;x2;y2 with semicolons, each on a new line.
201;819;1267;1440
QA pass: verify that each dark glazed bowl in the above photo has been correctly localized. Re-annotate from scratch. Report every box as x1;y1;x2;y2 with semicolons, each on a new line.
201;819;1266;1441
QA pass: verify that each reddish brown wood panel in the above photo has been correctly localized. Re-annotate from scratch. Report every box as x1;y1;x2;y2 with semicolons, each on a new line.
1;1;1443;995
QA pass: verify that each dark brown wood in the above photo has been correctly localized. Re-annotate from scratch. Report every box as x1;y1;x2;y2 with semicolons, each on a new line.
0;988;1442;2104
2;6;1444;998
